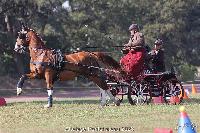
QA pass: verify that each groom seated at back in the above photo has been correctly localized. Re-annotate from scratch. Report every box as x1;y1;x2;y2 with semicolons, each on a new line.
149;39;165;73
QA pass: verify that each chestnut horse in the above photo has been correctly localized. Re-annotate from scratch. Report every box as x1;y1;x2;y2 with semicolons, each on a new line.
14;26;123;107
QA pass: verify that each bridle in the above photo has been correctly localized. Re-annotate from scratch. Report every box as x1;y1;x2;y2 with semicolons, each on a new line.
14;29;43;54
14;31;29;54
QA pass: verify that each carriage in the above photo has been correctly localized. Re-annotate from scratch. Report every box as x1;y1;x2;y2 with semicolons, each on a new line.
106;58;184;105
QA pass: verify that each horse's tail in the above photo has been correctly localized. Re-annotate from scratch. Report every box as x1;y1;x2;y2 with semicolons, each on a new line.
91;52;121;70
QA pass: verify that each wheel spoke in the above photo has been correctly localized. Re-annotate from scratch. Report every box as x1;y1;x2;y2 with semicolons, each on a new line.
138;95;146;103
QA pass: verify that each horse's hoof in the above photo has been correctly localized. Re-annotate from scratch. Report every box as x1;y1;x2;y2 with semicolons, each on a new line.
100;102;107;107
44;104;52;108
115;100;121;106
17;87;22;96
99;104;108;109
99;105;104;109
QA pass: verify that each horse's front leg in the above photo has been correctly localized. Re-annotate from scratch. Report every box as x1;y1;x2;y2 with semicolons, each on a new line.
44;70;54;108
17;73;37;95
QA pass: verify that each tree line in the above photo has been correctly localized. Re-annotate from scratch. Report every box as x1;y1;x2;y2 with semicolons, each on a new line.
0;0;199;81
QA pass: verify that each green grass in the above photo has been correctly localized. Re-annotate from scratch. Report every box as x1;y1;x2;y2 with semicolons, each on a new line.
0;95;200;133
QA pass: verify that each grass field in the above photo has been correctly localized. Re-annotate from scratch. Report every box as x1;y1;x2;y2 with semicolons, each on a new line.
0;95;200;133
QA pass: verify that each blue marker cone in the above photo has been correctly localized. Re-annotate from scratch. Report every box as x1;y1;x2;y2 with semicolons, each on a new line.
178;106;196;133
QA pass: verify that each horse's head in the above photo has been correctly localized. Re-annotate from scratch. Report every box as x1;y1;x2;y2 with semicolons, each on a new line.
14;25;45;54
14;25;31;53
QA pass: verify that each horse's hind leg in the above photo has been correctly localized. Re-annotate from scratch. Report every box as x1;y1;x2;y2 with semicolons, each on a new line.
106;90;120;106
99;88;107;106
17;73;37;95
99;88;120;106
89;76;120;106
44;70;54;108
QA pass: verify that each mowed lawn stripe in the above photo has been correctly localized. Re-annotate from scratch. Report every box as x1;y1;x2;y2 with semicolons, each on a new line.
0;95;200;133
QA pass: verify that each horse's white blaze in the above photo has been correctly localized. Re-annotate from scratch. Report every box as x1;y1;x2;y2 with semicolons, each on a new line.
14;43;19;51
14;42;23;52
17;87;22;95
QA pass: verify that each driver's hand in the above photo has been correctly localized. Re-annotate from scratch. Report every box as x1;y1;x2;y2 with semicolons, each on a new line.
121;47;129;54
149;51;155;55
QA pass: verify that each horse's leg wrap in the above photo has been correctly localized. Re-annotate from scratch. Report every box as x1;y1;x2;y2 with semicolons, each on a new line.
100;88;107;106
45;89;53;108
47;95;53;107
17;75;27;95
106;90;120;106
17;75;27;88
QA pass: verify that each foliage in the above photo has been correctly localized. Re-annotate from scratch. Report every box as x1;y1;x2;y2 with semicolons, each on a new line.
0;0;199;79
178;63;197;81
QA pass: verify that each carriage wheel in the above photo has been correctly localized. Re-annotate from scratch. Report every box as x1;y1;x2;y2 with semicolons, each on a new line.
127;82;152;105
162;79;184;104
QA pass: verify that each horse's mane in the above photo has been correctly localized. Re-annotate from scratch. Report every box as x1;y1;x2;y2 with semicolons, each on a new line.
28;29;45;46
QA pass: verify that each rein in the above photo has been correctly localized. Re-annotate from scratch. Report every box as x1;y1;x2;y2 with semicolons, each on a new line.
30;61;51;66
30;59;118;75
84;45;143;49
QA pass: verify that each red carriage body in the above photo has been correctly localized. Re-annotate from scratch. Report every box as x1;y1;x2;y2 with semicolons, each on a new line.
120;49;145;78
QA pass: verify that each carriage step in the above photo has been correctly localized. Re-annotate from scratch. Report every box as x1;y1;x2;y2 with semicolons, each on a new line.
107;82;129;86
118;92;128;95
107;82;118;85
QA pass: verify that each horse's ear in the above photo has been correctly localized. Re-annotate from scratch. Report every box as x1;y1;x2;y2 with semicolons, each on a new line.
21;22;29;32
20;22;25;29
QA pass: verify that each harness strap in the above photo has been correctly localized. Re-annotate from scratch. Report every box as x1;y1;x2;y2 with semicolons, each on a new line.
30;61;51;66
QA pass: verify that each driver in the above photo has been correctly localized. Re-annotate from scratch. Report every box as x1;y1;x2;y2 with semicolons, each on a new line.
120;23;146;78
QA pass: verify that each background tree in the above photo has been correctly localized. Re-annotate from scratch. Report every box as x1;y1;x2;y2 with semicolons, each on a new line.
0;0;199;80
